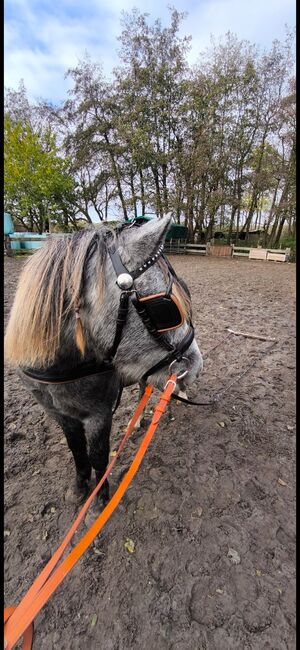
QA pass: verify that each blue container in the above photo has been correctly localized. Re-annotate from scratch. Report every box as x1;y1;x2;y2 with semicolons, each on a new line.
4;212;14;235
5;227;49;251
10;240;21;250
9;232;26;249
23;233;48;249
10;232;49;249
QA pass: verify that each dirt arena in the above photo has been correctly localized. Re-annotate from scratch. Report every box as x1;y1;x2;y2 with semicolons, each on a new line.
4;253;296;649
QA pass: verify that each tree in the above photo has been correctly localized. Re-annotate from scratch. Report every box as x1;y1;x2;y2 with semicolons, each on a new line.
4;19;295;243
4;115;76;232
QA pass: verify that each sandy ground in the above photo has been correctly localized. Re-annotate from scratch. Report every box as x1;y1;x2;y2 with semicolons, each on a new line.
4;254;296;650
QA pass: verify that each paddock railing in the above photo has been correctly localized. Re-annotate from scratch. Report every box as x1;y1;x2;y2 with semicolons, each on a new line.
4;234;291;262
164;240;291;262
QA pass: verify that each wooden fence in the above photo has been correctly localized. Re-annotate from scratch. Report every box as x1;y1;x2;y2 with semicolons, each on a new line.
164;240;207;255
164;240;290;261
4;234;290;262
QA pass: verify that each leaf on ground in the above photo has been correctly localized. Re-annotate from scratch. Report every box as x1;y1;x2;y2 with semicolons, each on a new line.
191;507;203;519
124;538;135;553
91;614;98;627
4;530;10;537
93;548;104;556
216;588;223;594
218;421;226;428
256;569;262;576
286;425;294;431
227;548;240;564
110;450;117;457
278;478;288;486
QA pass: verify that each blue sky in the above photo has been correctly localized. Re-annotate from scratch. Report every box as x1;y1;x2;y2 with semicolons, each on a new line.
5;0;295;105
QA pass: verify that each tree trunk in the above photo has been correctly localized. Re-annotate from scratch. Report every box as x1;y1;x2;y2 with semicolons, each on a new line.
105;184;108;221
162;163;169;213
274;213;287;247
262;180;280;246
235;207;241;244
175;179;182;223
241;129;268;237
29;209;34;232
151;165;163;218
104;133;128;220
227;205;237;244
139;170;146;215
269;140;295;247
130;171;137;219
268;189;288;247
206;212;215;242
185;174;195;242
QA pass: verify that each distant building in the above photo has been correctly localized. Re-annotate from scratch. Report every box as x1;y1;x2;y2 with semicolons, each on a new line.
213;230;262;241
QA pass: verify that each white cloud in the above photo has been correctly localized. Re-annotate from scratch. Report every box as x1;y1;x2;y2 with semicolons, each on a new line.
4;0;295;104
5;2;119;102
183;0;295;61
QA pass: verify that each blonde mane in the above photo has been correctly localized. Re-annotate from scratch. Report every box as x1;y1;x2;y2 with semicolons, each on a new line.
4;230;108;368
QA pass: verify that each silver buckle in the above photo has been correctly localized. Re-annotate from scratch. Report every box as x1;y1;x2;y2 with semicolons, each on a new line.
116;273;134;289
164;378;177;390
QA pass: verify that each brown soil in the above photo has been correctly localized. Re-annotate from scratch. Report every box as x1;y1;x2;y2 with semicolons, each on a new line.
4;254;296;650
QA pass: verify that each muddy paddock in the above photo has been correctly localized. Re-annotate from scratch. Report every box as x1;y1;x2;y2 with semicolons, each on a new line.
4;254;295;649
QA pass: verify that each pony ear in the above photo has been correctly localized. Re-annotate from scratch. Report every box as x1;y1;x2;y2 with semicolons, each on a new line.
120;215;172;265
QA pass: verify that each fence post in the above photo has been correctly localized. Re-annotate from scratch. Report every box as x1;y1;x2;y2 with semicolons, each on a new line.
4;235;13;256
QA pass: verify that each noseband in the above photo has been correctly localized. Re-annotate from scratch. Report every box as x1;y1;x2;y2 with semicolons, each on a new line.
22;226;194;385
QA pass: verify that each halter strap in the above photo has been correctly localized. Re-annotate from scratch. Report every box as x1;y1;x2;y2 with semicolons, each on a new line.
107;239;165;281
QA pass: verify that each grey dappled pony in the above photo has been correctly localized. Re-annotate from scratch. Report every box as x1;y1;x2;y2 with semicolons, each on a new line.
5;216;203;510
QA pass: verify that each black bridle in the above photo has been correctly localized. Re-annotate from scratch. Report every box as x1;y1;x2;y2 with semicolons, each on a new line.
22;225;195;389
105;233;194;380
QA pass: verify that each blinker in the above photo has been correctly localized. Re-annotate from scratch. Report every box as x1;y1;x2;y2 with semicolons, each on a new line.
135;292;184;332
117;273;134;290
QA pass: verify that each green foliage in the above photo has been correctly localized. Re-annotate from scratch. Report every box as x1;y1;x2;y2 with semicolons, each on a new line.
277;235;296;261
4;114;75;232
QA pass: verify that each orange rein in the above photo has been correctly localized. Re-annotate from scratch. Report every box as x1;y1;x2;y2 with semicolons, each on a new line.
4;374;178;650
